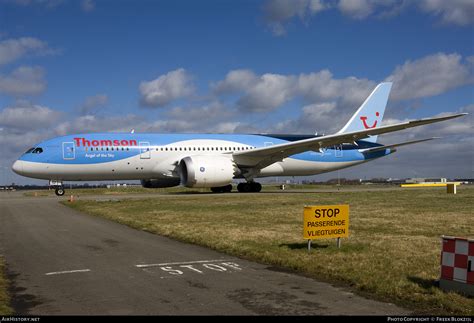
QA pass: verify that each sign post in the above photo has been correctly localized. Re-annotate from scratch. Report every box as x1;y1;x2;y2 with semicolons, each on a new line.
304;205;349;251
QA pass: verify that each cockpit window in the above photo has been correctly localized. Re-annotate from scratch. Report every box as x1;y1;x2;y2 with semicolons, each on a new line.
24;148;35;154
32;147;43;154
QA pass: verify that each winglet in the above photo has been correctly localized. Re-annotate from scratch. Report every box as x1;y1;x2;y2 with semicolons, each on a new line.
338;82;392;143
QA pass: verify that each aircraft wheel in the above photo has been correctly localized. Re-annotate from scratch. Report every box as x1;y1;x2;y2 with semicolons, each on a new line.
237;182;252;193
251;182;262;192
211;185;232;193
55;187;65;196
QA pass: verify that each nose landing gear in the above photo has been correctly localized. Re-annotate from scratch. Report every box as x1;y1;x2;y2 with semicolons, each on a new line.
49;180;65;196
54;186;65;196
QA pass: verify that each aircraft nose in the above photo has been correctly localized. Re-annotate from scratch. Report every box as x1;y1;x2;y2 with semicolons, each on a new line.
12;160;24;175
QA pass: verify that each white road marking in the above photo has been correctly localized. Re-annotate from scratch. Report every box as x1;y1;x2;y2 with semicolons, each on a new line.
135;259;234;268
45;269;91;276
179;264;204;274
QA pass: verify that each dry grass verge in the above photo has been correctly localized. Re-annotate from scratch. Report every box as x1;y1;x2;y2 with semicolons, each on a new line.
64;186;474;315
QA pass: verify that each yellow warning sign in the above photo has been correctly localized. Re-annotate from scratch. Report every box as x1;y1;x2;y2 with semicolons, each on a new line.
303;205;349;239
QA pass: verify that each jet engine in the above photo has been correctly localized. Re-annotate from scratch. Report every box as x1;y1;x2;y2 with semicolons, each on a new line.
179;155;238;188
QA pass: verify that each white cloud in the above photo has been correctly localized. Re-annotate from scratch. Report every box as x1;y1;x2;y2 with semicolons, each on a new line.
81;0;95;12
212;69;257;93
0;37;53;66
0;66;47;96
337;0;404;19
167;101;234;122
79;93;108;115
261;0;473;36
387;53;473;100
238;73;295;112
338;0;374;19
139;68;195;107
300;102;338;129
212;53;470;131
131;119;241;134
0;101;61;130
54;114;143;136
213;68;375;113
418;0;474;26
263;0;328;36
295;70;375;105
6;0;64;8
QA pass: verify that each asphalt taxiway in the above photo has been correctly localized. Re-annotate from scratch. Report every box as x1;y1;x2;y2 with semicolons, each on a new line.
0;191;408;315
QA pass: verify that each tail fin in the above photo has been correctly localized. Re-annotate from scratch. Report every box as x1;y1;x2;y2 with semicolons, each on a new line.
337;82;392;143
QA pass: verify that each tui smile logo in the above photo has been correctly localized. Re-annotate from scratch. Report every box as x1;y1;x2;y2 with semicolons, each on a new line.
360;112;380;129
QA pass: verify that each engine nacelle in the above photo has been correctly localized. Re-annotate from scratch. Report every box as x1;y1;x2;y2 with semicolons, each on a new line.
179;155;237;188
141;178;180;188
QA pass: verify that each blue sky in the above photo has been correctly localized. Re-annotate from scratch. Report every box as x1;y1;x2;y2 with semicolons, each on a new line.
0;0;473;184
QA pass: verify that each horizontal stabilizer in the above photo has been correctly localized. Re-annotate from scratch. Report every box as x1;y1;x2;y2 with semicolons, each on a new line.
232;113;467;169
358;137;440;153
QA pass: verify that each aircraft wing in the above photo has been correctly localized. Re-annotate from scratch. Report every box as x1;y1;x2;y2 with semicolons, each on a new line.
232;113;466;169
357;137;439;153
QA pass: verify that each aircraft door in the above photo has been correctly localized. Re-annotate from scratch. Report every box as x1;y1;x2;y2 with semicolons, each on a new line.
335;144;343;158
139;141;151;159
62;142;75;160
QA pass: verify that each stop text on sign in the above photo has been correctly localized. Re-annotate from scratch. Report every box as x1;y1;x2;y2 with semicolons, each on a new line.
303;205;349;239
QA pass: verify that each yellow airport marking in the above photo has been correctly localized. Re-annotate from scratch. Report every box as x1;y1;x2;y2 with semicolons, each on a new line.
401;183;461;188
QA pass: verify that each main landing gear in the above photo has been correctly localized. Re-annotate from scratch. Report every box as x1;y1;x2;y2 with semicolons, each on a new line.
210;182;262;193
210;184;233;193
237;182;262;193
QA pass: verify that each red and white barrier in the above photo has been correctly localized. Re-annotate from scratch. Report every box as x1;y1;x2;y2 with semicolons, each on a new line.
440;236;473;296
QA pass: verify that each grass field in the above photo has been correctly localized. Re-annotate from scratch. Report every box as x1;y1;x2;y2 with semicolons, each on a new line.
23;183;393;197
0;258;13;315
63;186;474;315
